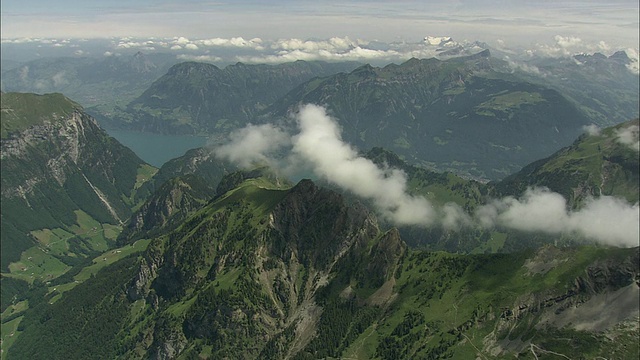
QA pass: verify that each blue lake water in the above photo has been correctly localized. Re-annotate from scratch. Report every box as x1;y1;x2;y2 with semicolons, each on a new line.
106;130;209;167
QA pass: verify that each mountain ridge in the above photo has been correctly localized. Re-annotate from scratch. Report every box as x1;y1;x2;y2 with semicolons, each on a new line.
99;60;362;134
6;174;638;359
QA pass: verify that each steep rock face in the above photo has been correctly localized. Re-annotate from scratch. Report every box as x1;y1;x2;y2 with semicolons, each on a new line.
1;110;140;220
268;179;380;272
485;246;640;356
127;237;166;302
576;250;639;293
1;92;147;268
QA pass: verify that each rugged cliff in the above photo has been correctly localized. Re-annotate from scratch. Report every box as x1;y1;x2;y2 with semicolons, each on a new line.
1;92;151;269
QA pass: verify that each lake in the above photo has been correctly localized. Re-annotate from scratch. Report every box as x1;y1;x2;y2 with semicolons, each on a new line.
106;130;210;167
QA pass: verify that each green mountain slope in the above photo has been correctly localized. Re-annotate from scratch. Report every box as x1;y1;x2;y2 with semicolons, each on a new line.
100;60;361;134
265;51;592;180
0;92;154;272
494;119;640;206
6;175;638;359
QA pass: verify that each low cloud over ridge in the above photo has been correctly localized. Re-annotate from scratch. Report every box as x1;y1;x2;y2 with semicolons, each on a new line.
214;104;639;247
292;105;436;225
476;188;639;247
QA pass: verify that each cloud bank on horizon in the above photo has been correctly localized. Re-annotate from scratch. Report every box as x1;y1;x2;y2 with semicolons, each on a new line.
3;34;639;74
1;1;638;52
214;104;640;247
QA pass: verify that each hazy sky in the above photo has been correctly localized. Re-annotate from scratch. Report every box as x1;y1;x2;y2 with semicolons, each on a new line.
1;1;638;49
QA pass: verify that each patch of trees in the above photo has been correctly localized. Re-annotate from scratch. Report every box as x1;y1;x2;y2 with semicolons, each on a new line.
8;256;138;360
295;299;380;359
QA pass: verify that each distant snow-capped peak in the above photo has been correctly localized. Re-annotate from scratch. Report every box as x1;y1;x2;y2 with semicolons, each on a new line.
424;36;455;46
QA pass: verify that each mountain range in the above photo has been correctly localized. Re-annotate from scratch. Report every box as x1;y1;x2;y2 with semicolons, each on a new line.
1;91;638;359
516;51;639;126
264;51;594;179
94;60;361;135
88;51;638;180
3;48;637;180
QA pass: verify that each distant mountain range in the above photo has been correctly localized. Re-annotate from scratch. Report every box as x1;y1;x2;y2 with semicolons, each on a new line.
513;51;639;126
2;49;637;180
93;60;362;135
0;52;177;111
264;51;594;179
79;51;637;180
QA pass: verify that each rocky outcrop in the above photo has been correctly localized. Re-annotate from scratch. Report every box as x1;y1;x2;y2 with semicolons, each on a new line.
127;239;165;301
125;177;409;359
118;174;216;244
575;249;639;294
268;179;380;272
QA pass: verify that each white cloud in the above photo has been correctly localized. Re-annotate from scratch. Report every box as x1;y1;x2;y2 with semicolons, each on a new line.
476;188;639;247
235;46;405;64
19;66;29;81
583;124;601;136
529;35;629;59
34;79;47;91
441;202;472;230
170;44;182;50
212;105;639;246
117;41;143;48
291;104;436;225
555;35;582;49
184;43;199;50
214;104;437;225
196;36;262;49
214;124;290;168
176;54;223;63
271;37;362;52
173;36;191;45
51;71;68;87
615;125;640;152
625;48;639;75
1;37;36;44
505;56;544;76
